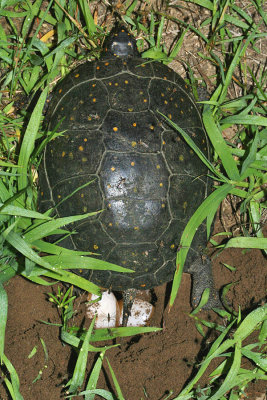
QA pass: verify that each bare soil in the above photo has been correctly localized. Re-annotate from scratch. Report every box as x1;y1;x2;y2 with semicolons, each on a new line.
1;217;266;400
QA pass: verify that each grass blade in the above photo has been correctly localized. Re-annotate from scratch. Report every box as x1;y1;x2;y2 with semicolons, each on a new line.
106;357;125;400
1;354;24;400
0;283;8;361
170;183;232;308
225;237;267;250
17;87;48;194
66;315;97;394
203;106;240;181
43;254;133;273
85;352;106;400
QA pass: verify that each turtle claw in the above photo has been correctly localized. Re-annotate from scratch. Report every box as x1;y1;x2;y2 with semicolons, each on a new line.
122;288;137;326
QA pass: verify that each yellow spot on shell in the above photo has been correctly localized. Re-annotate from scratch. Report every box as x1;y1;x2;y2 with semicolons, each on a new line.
79;100;84;104
131;161;135;166
82;157;87;162
161;93;165;97
164;100;168;105
62;151;66;157
92;83;96;87
131;141;137;147
93;244;99;250
111;167;116;171
180;97;184;102
75;73;80;78
41;191;44;196
105;62;109;66
161;203;165;208
108;82;112;86
164;76;167;80
92;98;96;102
168;114;172;119
170;244;175;249
143;99;148;103
179;155;184;161
140;91;143;94
156;164;160;169
108;222;112;227
113;127;118;132
183;201;188;210
79;146;84;151
84;138;87;142
132;122;137;127
115;82;118;86
57;195;61;199
159;182;163;187
96;66;100;70
162;140;166;145
150;125;154;130
107;184;111;189
58;89;62;94
73;106;77;111
83;206;87;212
70;116;74;121
81;193;84;198
88;116;92;121
134;226;139;230
128;108;133;112
180;110;184;115
125;80;128;84
141;64;145;67
69;152;73;159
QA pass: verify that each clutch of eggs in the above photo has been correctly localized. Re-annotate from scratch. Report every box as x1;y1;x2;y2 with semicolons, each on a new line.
86;291;154;328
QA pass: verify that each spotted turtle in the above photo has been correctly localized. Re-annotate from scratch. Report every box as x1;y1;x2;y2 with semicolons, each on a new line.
39;27;220;311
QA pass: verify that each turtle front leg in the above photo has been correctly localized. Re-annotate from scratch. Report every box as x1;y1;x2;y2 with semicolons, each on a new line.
122;288;137;326
187;257;222;309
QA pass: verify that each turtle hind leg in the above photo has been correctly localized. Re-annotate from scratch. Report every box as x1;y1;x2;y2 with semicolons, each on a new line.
122;288;137;326
188;256;222;309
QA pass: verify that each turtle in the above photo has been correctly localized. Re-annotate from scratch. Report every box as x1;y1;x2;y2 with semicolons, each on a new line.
38;26;220;322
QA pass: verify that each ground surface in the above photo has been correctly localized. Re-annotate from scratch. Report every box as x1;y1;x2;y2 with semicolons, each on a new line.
1;218;266;400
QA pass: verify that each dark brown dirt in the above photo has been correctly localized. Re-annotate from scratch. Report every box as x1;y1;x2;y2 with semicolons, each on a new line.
1;217;266;400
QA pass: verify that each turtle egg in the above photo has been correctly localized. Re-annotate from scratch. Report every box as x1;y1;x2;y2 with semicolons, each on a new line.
86;291;119;328
118;298;154;327
86;291;154;328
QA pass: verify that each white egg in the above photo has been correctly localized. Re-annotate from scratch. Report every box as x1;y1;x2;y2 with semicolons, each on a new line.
86;291;119;328
118;298;154;327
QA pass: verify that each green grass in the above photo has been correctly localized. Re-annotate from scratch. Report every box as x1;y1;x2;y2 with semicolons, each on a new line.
0;0;266;398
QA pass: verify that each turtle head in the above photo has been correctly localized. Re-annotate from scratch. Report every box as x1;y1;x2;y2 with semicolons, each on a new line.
103;26;139;59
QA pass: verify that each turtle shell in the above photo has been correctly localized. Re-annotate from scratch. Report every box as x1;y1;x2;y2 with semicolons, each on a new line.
39;33;210;291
